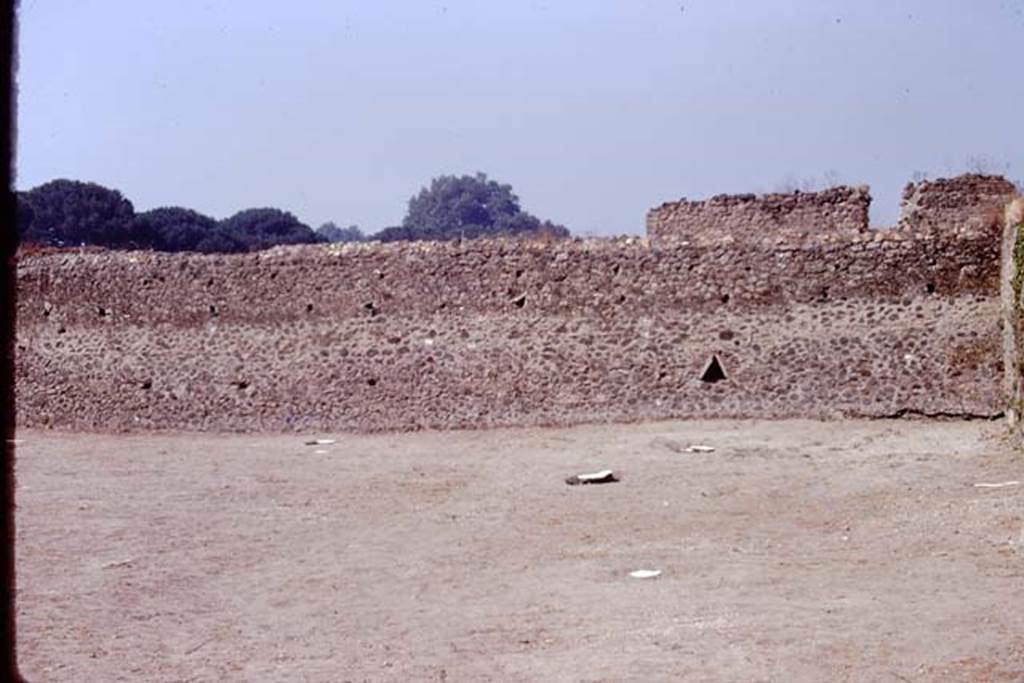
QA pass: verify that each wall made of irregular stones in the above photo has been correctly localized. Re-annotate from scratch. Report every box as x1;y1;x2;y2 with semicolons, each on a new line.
899;174;1017;236
1001;198;1024;433
16;220;1004;433
646;186;871;246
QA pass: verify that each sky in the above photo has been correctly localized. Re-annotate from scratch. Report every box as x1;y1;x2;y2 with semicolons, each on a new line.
14;0;1024;234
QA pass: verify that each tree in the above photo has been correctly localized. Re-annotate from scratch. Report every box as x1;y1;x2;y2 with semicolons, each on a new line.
219;208;322;252
133;207;245;253
16;193;34;239
373;225;418;243
390;172;569;242
18;179;138;247
16;178;332;253
316;222;365;243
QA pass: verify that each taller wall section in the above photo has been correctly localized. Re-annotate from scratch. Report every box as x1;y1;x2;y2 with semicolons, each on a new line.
1001;197;1024;433
899;174;1017;235
646;186;870;246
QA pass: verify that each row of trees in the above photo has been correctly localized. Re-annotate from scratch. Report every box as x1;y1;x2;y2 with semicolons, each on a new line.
16;173;569;253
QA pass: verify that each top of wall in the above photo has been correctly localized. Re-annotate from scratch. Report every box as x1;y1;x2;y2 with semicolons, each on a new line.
16;223;1002;332
898;174;1018;235
648;174;1019;246
646;185;871;246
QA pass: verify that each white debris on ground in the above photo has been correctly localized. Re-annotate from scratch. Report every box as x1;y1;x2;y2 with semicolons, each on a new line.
565;469;619;485
629;569;662;579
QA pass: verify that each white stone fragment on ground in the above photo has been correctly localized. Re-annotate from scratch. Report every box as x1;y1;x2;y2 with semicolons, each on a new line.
685;445;715;453
629;569;662;579
102;558;135;569
973;480;1020;489
304;439;336;446
314;449;328;455
565;469;619;485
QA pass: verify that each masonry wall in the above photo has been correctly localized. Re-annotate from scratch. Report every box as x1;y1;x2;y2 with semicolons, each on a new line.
899;174;1017;235
646;186;871;246
16;217;1004;433
1001;198;1024;434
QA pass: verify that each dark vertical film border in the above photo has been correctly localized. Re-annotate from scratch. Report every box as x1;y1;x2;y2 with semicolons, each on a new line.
2;0;19;679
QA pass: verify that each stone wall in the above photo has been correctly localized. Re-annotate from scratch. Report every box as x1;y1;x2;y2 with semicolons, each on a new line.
16;214;1005;433
1001;198;1024;433
646;186;871;246
899;174;1017;235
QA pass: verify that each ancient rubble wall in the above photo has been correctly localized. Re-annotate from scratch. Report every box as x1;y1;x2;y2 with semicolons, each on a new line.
899;174;1017;235
1001;198;1024;435
646;186;871;246
16;212;1005;433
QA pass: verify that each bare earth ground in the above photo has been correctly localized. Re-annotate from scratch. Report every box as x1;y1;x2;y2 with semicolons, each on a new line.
13;419;1024;682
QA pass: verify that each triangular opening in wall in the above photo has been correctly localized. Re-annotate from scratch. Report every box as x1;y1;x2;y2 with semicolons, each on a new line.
700;355;727;383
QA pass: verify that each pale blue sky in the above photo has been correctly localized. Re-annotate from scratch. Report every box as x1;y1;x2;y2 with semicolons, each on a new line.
15;0;1024;234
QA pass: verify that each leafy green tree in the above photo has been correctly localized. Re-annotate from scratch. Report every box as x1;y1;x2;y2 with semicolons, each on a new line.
133;207;245;253
219;208;322;251
18;179;139;247
17;178;332;253
316;222;365;243
16;194;34;240
385;172;569;242
372;225;418;242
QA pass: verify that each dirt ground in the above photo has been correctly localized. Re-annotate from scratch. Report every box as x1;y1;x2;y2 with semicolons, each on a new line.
13;419;1024;682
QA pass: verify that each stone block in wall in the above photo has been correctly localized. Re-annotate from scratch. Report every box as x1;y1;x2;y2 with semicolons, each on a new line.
646;185;871;246
898;173;1017;235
